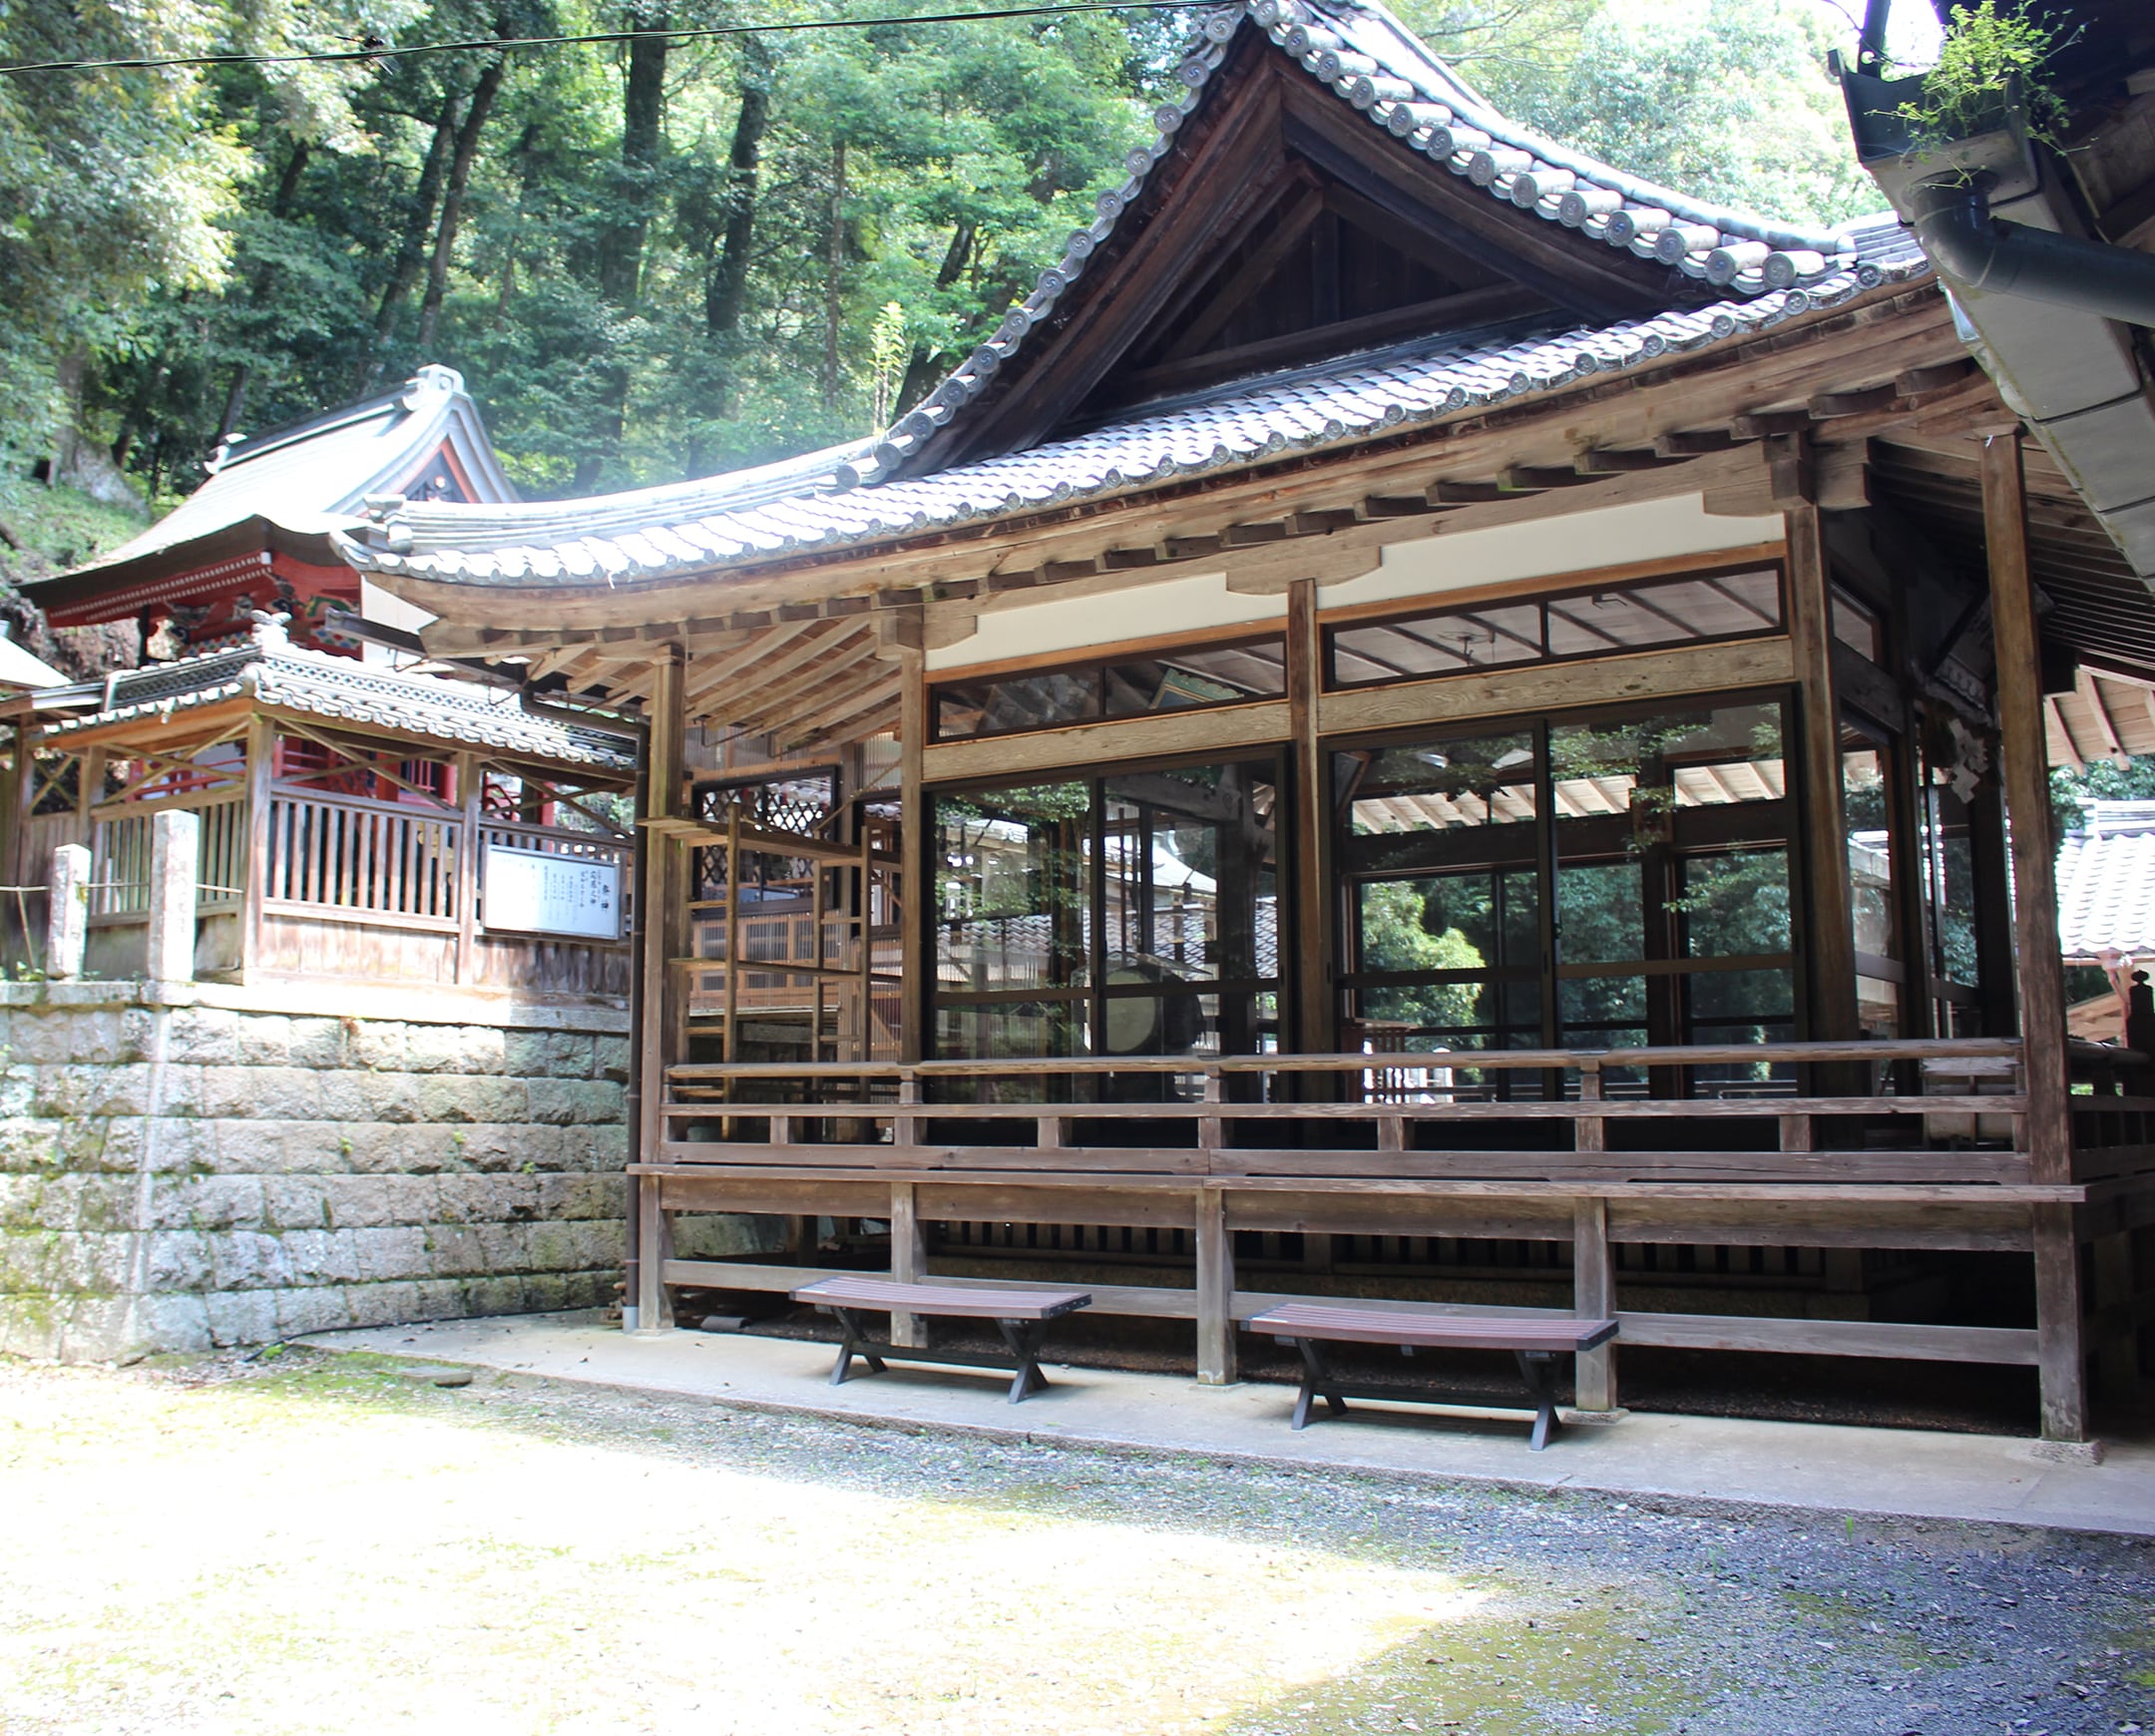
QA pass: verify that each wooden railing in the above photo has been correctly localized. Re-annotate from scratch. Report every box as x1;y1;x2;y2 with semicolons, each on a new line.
89;790;246;921
658;1038;2056;1187
263;788;461;927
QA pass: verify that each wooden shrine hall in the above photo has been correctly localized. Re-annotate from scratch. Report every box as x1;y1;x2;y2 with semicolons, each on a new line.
337;0;2155;1443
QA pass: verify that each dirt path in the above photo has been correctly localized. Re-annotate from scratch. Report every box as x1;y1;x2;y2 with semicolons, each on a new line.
0;1350;2148;1735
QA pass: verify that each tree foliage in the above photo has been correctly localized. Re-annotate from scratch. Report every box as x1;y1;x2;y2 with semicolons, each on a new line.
8;0;1885;512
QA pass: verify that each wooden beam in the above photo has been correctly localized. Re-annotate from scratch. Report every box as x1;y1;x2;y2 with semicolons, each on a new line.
1287;579;1330;1056
634;646;686;1335
898;649;927;1066
1318;638;1794;737
1195;1184;1236;1385
2075;668;2125;764
1786;496;1859;1043
1984;432;2071;1186
1573;1195;1617;1411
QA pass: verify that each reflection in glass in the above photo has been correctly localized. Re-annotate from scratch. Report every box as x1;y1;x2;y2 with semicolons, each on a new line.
1329;568;1783;687
934;640;1285;740
1343;732;1538;835
931;761;1279;1069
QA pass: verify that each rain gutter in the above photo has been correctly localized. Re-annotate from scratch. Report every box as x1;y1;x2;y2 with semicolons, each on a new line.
1837;60;2155;581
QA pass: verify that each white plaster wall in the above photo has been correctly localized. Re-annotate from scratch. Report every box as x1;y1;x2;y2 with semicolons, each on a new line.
925;496;1783;674
1319;494;1784;612
926;572;1286;672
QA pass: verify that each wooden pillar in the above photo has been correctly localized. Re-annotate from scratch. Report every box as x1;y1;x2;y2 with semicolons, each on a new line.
898;647;927;1065
1;719;30;896
632;648;686;1335
1195;1184;1237;1385
1786;500;1858;1044
452;749;481;985
1983;432;2070;1183
889;1179;926;1349
240;715;273;982
1286;579;1333;1058
1986;431;2084;1441
1572;1195;1617;1411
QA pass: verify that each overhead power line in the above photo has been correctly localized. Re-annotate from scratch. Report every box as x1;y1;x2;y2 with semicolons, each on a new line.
0;2;1205;77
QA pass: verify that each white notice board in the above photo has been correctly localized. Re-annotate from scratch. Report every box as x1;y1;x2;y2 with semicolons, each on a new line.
481;844;623;939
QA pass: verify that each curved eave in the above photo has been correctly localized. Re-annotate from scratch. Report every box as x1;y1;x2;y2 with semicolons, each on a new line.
345;268;1938;633
869;0;1895;482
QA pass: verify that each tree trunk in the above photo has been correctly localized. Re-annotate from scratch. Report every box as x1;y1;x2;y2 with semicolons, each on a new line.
418;55;506;351
374;93;463;346
580;7;671;493
821;141;847;412
703;39;770;342
599;5;669;310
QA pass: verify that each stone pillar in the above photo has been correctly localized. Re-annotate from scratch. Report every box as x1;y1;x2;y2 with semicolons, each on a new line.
144;809;199;988
46;843;89;979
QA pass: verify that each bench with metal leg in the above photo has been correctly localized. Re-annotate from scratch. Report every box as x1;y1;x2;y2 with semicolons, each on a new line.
1246;1303;1619;1451
791;1276;1092;1405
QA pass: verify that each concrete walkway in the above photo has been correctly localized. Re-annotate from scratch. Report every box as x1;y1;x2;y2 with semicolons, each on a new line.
309;1310;2155;1538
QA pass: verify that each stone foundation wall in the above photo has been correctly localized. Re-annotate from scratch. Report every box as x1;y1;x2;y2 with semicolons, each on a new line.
0;983;660;1360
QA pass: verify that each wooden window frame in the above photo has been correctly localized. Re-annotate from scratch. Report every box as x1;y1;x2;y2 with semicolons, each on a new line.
1324;559;1789;693
929;632;1290;744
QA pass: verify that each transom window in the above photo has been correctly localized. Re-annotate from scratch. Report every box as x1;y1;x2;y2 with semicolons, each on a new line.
1326;565;1784;688
932;637;1287;741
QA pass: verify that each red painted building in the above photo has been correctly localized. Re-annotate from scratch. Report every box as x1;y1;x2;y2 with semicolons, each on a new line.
26;366;513;660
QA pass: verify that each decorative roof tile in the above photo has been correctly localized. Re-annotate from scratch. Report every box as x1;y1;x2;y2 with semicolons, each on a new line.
27;622;633;771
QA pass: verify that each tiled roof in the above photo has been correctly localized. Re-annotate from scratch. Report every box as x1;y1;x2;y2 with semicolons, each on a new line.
342;263;1920;590
27;621;633;771
52;366;513;581
335;0;1928;596
869;0;1911;480
2057;803;2155;960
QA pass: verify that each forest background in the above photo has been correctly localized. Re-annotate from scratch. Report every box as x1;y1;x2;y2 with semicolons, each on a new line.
8;0;1917;527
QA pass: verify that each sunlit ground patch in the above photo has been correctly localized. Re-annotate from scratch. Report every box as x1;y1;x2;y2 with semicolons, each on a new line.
0;1358;1502;1736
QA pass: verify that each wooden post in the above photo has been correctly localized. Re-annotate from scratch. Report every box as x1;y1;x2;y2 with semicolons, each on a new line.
637;1169;672;1331
1987;431;2084;1442
452;749;481;985
1286;579;1333;1057
1983;432;2070;1184
1785;499;1859;1044
633;648;686;1335
889;1180;926;1349
1;720;29;897
2033;1202;2088;1443
1572;1195;1617;1412
898;647;927;1065
1195;1184;1237;1385
240;714;273;982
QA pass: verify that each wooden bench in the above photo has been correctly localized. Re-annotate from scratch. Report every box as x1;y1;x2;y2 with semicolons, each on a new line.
790;1277;1092;1404
1243;1304;1619;1451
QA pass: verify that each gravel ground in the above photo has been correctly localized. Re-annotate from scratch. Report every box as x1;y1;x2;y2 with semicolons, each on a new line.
0;1348;2150;1736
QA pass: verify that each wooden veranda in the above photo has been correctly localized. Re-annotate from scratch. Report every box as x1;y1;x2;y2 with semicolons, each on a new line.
336;0;2155;1442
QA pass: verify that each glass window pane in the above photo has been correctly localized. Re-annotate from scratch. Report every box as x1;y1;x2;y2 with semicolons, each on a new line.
933;782;1090;995
1844;741;1897;962
1345;731;1538;836
1100;761;1278;1057
1331;604;1543;682
1329;568;1780;688
1679;849;1792;959
935;669;1099;739
1103;641;1285;715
